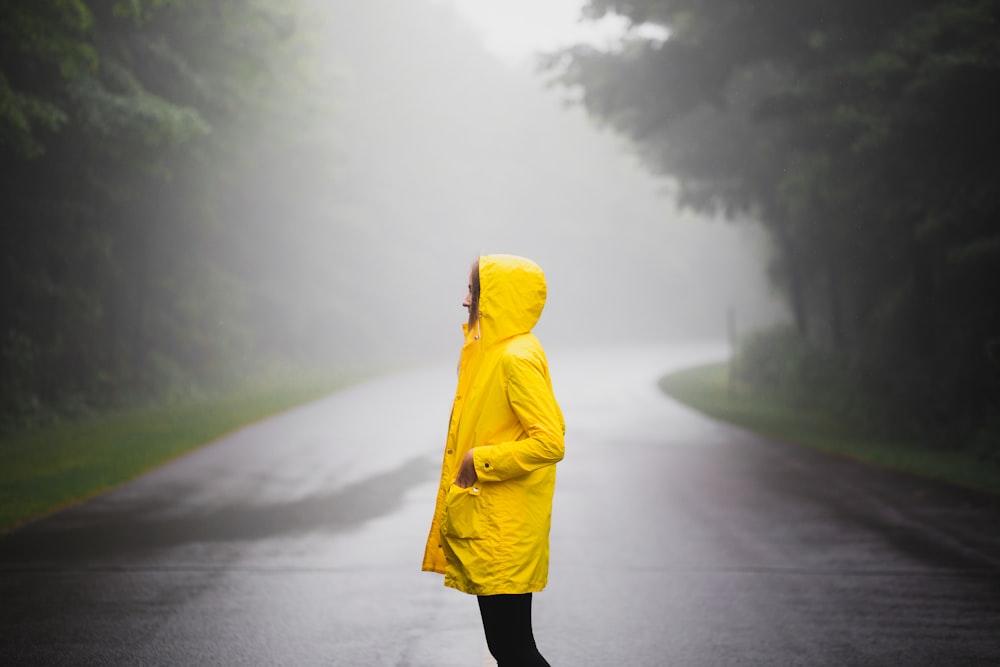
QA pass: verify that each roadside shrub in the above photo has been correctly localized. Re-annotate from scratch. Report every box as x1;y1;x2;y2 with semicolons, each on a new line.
733;326;895;432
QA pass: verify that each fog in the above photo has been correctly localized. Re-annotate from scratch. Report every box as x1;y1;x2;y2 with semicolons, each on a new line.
227;0;785;369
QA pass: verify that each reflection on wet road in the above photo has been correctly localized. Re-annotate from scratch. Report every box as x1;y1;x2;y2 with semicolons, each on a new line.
2;343;998;666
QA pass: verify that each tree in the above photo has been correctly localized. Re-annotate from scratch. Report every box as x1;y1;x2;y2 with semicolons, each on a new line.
0;0;304;428
550;0;1000;439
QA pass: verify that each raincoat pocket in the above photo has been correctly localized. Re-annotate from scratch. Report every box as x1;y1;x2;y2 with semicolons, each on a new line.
443;484;484;539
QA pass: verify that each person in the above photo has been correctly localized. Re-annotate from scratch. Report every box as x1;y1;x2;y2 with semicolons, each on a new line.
422;254;565;667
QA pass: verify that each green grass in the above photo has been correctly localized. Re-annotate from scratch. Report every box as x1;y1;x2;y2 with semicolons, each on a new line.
659;362;1000;494
0;371;367;532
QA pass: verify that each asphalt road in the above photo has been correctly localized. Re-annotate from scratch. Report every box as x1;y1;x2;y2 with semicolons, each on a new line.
1;343;999;666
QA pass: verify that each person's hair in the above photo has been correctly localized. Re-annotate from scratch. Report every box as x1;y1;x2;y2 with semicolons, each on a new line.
468;259;480;329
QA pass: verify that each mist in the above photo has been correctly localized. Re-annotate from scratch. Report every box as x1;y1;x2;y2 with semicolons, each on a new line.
0;0;785;429
220;0;783;369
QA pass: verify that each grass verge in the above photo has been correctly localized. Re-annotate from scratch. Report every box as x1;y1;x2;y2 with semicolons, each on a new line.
0;371;367;533
659;361;1000;494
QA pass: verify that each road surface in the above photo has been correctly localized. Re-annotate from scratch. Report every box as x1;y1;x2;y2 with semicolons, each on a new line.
1;343;999;666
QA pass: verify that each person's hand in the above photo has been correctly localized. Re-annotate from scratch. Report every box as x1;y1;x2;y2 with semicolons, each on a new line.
454;450;478;488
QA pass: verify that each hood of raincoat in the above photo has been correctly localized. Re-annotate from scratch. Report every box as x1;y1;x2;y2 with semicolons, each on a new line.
471;254;547;345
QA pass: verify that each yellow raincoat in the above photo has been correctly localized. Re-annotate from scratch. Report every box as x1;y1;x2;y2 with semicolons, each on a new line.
422;255;565;595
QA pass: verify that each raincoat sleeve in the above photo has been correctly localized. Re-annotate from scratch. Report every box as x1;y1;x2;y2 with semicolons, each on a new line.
473;349;565;482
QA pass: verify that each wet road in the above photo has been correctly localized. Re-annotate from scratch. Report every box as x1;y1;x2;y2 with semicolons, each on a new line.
2;343;999;666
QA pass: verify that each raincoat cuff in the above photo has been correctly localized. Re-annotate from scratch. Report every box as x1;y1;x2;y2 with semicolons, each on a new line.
472;447;502;482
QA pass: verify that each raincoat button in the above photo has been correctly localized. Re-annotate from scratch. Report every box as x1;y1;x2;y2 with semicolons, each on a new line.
447;449;453;454
484;462;490;468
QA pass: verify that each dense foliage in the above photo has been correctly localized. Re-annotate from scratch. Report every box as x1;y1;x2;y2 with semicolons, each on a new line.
0;0;302;430
553;0;1000;445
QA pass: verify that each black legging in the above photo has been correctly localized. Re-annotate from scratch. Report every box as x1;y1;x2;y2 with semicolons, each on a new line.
477;593;551;666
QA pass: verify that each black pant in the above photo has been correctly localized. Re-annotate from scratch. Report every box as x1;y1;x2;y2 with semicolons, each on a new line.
477;593;551;666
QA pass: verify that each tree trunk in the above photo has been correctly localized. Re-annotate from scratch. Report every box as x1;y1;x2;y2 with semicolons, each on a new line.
827;255;844;350
909;236;939;399
772;212;808;336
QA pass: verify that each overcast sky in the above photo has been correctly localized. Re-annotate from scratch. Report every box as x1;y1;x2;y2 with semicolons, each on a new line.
432;0;633;65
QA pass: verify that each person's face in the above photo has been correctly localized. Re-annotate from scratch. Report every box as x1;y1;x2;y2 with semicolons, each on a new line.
462;270;473;313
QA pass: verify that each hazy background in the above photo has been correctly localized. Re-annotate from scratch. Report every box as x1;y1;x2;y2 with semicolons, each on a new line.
2;0;997;530
0;0;784;431
232;0;783;366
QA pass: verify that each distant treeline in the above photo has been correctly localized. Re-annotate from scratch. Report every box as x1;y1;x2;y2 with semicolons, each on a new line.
0;0;307;430
553;1;1000;445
